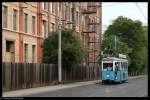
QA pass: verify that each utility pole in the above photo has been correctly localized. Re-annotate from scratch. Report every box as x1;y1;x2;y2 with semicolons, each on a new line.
58;2;62;83
72;2;76;30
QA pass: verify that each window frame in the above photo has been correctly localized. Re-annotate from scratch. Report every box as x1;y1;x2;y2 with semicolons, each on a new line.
6;40;14;53
32;45;36;63
50;2;55;13
43;2;48;11
24;43;28;63
32;16;36;35
24;13;28;33
13;9;18;31
50;23;55;32
76;11;79;25
64;3;68;21
2;5;8;28
42;20;47;38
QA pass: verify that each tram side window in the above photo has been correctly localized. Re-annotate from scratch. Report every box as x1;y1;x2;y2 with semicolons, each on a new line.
103;63;113;71
122;62;125;70
118;62;122;70
123;62;127;70
115;62;119;71
123;62;125;70
125;62;127;70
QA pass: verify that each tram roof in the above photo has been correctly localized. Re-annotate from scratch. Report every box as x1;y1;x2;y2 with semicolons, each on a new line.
102;57;128;62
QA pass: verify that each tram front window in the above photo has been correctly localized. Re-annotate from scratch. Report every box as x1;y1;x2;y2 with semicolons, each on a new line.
103;63;113;71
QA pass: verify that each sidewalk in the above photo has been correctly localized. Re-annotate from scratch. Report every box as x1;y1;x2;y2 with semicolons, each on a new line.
3;80;101;97
3;75;147;97
128;75;147;79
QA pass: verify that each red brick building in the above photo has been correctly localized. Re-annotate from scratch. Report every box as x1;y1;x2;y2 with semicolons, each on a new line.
2;2;102;66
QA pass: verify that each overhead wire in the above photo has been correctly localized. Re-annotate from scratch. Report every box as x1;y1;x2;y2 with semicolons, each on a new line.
135;3;147;21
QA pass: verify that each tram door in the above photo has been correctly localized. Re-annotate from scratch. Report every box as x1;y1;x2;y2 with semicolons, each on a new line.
114;62;122;81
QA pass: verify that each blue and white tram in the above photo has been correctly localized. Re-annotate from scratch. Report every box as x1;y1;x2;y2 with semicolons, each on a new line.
101;57;128;84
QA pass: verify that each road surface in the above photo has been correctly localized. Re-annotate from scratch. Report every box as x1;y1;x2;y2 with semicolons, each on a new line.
25;76;148;97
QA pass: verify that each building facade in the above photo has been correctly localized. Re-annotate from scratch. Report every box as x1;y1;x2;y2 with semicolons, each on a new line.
2;2;102;65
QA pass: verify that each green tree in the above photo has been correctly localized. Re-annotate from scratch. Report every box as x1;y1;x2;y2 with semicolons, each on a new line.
42;29;86;68
103;16;147;74
103;34;132;58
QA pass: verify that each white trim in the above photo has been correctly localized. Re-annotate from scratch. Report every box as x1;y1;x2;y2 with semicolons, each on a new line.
113;61;115;71
3;28;19;33
31;43;37;45
5;38;15;42
42;9;48;13
3;28;43;39
2;2;8;6
25;2;37;8
23;41;30;45
22;5;37;14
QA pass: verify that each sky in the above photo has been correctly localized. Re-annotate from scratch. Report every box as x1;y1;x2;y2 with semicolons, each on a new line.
102;2;148;26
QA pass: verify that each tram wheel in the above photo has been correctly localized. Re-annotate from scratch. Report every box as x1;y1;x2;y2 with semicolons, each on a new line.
109;80;112;84
119;81;122;84
102;81;105;85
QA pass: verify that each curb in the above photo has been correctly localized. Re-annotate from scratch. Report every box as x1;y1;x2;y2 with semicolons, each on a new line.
128;75;147;79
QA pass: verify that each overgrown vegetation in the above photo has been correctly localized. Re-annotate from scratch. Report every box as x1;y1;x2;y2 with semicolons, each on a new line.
102;16;148;75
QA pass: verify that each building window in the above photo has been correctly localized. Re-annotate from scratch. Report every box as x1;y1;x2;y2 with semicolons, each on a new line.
42;20;47;38
43;2;48;11
13;9;18;31
50;23;55;32
2;5;7;28
32;45;36;63
32;16;35;35
71;8;73;22
64;3;68;21
58;3;61;15
76;11;79;24
24;13;28;33
24;44;28;63
6;40;15;62
50;3;55;13
6;41;14;53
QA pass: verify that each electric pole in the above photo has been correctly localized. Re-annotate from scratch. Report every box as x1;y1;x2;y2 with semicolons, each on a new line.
72;2;76;30
58;2;62;83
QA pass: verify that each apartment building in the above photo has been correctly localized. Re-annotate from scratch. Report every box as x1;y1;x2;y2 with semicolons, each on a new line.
2;2;102;65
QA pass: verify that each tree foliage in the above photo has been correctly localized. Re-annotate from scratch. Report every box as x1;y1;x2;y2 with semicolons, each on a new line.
103;16;147;73
42;29;86;68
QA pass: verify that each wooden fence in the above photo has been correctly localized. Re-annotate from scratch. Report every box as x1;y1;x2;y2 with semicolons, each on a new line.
2;62;100;91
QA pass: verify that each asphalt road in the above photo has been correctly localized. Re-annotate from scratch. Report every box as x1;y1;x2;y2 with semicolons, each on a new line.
25;76;148;97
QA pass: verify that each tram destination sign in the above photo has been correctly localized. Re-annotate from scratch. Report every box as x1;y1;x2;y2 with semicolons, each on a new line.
118;54;126;59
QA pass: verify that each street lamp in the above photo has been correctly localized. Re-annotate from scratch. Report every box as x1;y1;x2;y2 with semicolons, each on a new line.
58;2;62;83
